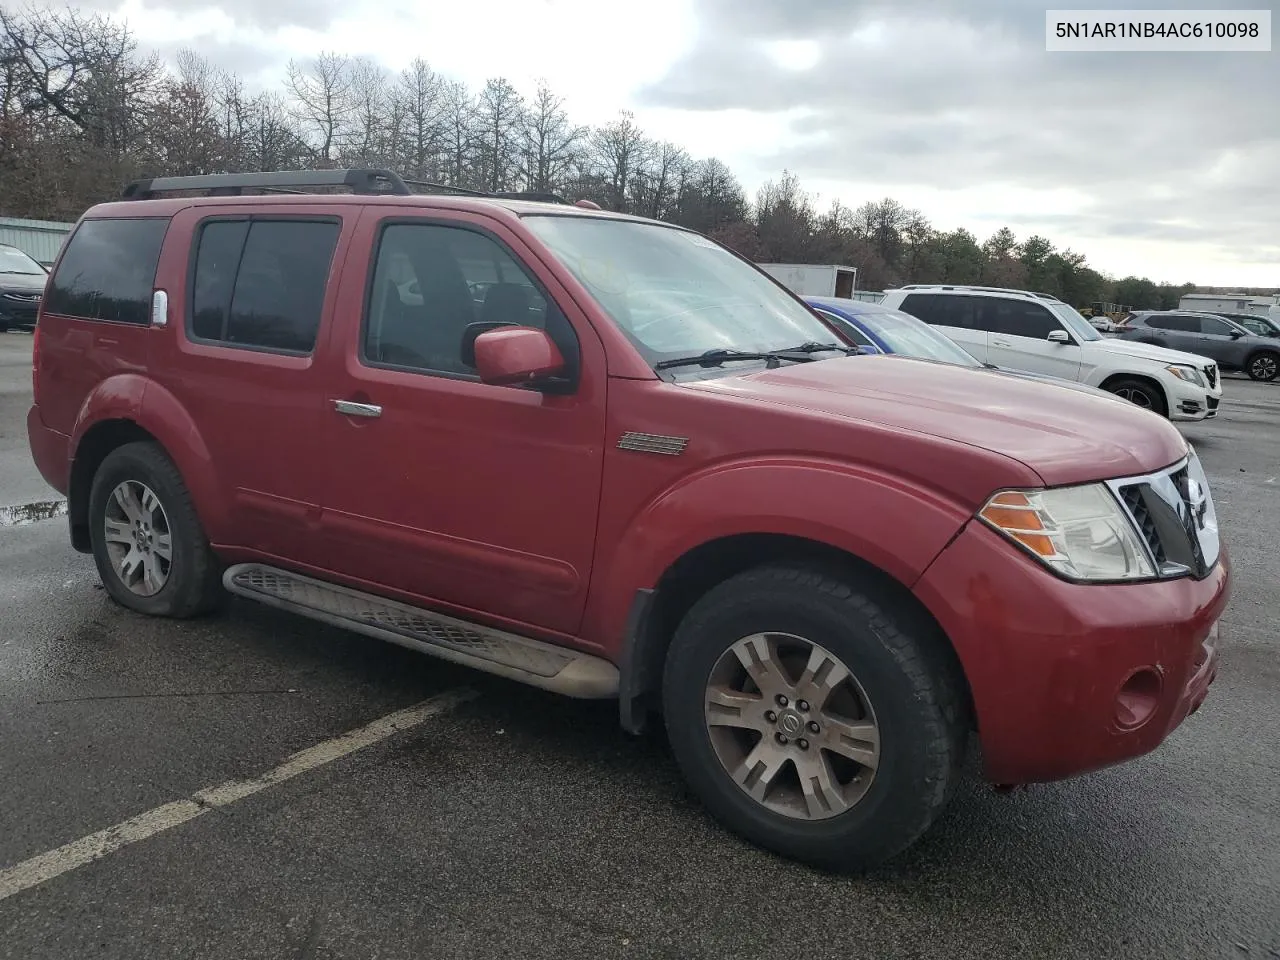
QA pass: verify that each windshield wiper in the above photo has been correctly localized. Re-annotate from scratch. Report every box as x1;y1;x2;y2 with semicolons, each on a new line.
655;348;789;371
772;341;860;357
654;342;857;372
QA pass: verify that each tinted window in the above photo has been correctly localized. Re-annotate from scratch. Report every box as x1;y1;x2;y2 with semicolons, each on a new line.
45;218;169;324
1147;314;1197;332
898;293;983;330
363;222;579;378
189;219;340;353
983;300;1061;339
1199;316;1237;336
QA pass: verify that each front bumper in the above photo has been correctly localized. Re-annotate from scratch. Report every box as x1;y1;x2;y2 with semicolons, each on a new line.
914;520;1229;785
1165;370;1223;421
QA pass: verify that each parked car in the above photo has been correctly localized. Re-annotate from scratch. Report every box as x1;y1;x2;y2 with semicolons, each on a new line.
1117;311;1280;383
28;169;1228;871
806;297;1128;403
881;285;1223;420
0;242;48;332
1195;311;1280;340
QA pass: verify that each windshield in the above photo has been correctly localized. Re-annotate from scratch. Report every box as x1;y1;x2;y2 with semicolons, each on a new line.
0;245;46;276
1048;302;1102;341
522;216;839;369
853;309;983;367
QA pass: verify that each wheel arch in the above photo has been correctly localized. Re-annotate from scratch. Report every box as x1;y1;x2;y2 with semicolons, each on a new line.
68;377;228;552
617;531;975;738
1098;372;1169;416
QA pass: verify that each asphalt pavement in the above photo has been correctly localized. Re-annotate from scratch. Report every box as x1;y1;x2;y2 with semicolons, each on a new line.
1;330;1277;959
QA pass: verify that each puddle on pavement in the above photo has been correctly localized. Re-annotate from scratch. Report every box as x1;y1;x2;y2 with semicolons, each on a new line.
0;499;68;527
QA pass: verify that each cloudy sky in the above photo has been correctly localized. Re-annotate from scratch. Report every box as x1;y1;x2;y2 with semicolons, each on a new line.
56;0;1279;286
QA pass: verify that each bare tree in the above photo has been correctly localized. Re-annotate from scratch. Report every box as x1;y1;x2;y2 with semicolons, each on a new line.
394;58;443;181
473;76;523;192
285;51;354;165
518;80;583;194
591;109;650;212
439;79;475;188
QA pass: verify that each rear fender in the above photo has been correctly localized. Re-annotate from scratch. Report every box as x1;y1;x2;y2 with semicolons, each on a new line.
70;374;229;542
583;456;972;654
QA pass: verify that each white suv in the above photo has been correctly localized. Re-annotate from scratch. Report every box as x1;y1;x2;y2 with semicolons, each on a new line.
880;285;1222;421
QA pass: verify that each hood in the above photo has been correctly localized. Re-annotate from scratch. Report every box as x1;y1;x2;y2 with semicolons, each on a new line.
1097;337;1214;368
0;271;48;295
684;355;1188;487
995;367;1124;401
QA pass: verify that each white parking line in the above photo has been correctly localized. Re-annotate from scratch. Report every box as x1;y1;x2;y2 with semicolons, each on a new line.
0;688;477;902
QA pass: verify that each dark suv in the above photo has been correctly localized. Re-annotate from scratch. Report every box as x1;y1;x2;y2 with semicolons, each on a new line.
1119;311;1280;382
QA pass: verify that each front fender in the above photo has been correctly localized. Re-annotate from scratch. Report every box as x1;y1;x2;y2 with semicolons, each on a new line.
71;374;229;543
582;456;972;654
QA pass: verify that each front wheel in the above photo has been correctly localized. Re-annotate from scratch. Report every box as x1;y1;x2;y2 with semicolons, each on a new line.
662;564;968;871
1247;351;1279;382
1106;378;1168;417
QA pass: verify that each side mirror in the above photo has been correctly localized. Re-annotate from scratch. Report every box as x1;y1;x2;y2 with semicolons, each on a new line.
1229;330;1244;339
473;326;567;387
461;320;518;368
1047;329;1071;344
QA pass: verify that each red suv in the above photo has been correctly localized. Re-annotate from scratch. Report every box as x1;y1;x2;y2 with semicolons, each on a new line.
27;169;1228;870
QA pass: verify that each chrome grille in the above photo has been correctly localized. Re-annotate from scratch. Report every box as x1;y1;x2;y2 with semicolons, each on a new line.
1107;451;1220;580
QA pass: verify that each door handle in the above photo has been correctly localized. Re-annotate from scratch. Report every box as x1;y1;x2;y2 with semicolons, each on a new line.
991;338;1011;346
332;399;382;418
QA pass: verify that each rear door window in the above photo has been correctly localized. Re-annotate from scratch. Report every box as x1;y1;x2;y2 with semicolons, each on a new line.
44;218;170;325
983;300;1061;339
188;218;341;354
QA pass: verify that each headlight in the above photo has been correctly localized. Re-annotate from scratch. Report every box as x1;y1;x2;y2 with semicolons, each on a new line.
1166;364;1205;387
978;484;1155;581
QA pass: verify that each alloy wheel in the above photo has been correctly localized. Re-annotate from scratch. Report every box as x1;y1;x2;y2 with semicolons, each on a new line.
703;632;881;820
102;480;174;597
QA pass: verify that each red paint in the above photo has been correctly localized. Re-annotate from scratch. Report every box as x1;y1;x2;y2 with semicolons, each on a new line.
27;190;1228;787
474;327;566;385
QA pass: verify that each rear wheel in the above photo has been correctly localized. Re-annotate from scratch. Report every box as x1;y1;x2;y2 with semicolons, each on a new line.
1247;351;1278;382
662;563;967;871
1106;378;1167;417
88;441;224;618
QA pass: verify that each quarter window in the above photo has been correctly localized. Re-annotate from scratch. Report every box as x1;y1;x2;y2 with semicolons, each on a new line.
44;218;169;325
189;218;340;354
898;294;984;330
362;222;579;379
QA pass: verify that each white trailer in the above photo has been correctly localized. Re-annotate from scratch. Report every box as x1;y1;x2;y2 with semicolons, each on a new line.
1178;293;1279;317
757;263;858;299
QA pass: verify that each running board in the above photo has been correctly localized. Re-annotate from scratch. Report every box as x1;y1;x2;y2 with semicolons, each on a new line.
222;563;618;699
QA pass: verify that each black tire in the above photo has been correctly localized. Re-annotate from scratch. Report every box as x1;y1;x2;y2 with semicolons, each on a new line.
1246;351;1279;382
88;441;224;618
661;563;968;872
1105;377;1168;417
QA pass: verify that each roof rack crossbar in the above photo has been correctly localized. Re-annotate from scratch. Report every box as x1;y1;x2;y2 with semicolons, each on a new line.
121;168;413;200
121;168;587;208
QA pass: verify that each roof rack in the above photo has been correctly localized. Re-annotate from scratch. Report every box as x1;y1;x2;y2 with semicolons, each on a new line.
897;283;1063;302
120;168;598;208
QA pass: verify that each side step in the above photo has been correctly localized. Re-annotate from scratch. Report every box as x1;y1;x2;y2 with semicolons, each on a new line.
222;563;619;699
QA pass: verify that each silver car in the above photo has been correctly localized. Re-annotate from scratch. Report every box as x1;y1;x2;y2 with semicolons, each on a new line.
1117;310;1280;382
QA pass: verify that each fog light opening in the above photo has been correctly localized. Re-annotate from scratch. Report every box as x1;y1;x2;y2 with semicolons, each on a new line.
1115;668;1162;730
